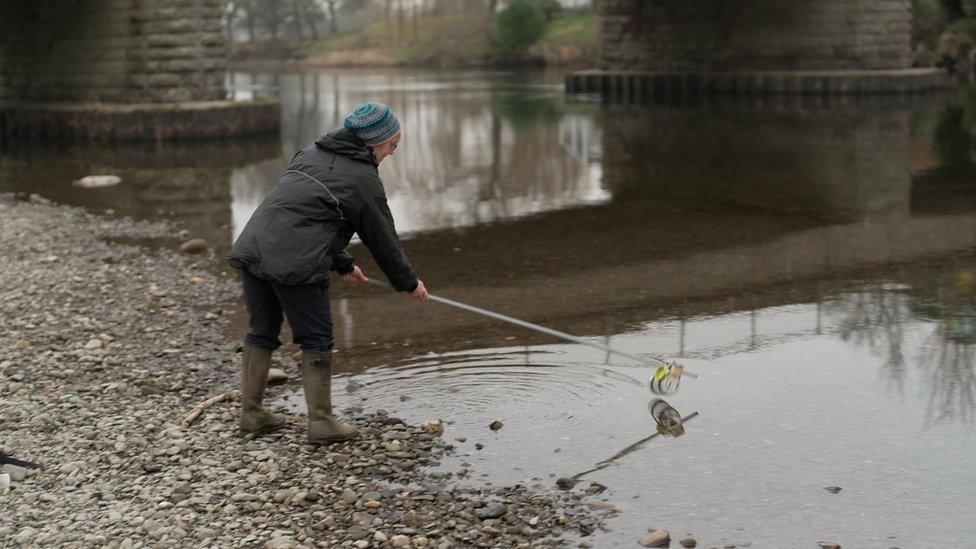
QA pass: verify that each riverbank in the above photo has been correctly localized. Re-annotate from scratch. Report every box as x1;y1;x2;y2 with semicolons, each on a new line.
229;11;596;69
0;194;606;547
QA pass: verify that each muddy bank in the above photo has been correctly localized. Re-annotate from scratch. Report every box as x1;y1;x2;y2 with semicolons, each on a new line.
0;194;605;547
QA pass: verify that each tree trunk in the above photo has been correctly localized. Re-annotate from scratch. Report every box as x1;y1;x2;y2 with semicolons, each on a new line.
327;0;338;35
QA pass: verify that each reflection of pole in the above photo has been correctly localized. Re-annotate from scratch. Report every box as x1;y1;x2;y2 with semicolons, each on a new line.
816;293;822;334
750;309;757;350
561;412;700;487
339;298;354;349
679;318;686;357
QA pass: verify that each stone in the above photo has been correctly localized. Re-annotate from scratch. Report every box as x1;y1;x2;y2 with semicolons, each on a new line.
422;420;444;436
13;527;37;545
680;538;697;548
390;534;411;547
373;531;389;542
0;464;28;481
476;502;507;519
584;482;606;495
340;488;358;504
59;461;84;474
83;338;103;350
266;537;298;549
823;486;842;494
817;543;841;549
640;530;670;548
267;368;287;383
555;477;577;490
489;420;503;431
179;238;207;254
346;526;369;540
72;175;121;189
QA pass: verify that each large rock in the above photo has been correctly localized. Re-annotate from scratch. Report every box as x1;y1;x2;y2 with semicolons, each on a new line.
179;238;207;254
639;530;670;547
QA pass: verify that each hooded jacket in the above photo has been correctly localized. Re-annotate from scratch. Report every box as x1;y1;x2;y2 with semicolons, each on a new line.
227;128;418;292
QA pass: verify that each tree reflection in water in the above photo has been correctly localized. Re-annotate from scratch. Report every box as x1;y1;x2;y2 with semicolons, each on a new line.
828;265;976;425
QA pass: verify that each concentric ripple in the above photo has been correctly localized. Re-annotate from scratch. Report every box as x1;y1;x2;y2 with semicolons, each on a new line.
277;344;646;423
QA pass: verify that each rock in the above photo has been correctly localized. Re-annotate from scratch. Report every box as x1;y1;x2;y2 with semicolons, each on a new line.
817;543;840;549
639;530;670;548
373;531;388;542
823;486;842;494
346;526;369;540
266;537;298;549
267;368;288;383
83;338;103;350
680;538;697;548
390;534;411;547
489;420;503;431
72;175;121;188
179;238;207;254
340;488;358;504
476;501;507;519
556;477;577;490
176;229;191;241
422;419;444;436
363;491;381;502
584;482;606;495
0;464;28;481
59;461;84;474
13;527;37;545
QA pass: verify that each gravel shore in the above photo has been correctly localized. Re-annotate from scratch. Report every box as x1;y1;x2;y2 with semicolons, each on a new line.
0;195;605;548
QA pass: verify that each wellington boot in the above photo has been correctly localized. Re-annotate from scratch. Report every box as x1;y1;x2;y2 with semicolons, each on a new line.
239;345;287;434
301;350;358;443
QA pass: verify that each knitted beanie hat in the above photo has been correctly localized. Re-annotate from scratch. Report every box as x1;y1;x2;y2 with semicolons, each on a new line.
343;102;401;146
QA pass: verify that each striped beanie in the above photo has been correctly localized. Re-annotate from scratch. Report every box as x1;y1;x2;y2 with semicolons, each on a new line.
343;102;401;146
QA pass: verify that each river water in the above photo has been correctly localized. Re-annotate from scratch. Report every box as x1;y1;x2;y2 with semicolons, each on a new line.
2;69;975;547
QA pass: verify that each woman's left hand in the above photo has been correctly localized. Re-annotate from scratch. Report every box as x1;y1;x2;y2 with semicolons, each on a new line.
342;265;368;284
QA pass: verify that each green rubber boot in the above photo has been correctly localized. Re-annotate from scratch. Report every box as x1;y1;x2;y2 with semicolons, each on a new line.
301;350;358;443
239;345;287;434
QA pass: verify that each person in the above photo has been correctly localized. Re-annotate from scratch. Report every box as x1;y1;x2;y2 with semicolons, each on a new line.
227;102;428;443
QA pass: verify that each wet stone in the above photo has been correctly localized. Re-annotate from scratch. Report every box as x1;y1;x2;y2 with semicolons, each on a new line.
640;529;670;547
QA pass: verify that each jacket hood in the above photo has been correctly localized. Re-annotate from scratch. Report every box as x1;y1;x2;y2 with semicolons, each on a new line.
315;128;376;165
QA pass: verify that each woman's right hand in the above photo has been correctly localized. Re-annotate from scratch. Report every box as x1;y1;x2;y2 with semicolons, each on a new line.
410;280;429;301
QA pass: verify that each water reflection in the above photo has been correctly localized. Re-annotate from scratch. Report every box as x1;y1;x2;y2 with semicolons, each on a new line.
230;70;606;237
0;137;281;252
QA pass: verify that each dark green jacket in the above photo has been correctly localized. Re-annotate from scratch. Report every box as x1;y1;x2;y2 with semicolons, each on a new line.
228;128;419;291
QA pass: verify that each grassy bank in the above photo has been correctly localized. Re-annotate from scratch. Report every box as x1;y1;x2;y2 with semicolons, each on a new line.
231;10;597;68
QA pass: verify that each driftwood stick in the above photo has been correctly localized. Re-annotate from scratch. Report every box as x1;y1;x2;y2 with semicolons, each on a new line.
181;392;234;428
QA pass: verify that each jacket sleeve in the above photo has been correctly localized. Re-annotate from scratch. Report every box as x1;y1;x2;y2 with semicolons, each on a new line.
329;249;355;275
353;173;419;292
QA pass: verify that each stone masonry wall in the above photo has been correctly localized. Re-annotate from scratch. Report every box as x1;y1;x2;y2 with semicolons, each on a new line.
0;0;226;104
598;0;913;71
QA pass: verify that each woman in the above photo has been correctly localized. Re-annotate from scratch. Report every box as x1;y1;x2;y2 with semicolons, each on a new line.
228;102;428;443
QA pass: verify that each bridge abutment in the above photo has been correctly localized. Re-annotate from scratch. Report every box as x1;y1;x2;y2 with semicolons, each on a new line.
570;0;949;97
0;0;278;140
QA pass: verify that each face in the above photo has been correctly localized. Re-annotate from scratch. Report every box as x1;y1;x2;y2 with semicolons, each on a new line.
370;133;401;164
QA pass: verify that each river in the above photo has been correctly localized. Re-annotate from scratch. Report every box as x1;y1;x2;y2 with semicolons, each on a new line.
2;68;975;547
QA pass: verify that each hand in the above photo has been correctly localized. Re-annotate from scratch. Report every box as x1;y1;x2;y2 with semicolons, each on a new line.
342;265;368;284
409;280;429;301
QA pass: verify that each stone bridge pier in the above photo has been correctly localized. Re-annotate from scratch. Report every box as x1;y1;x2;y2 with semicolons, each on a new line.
0;0;278;140
568;0;949;98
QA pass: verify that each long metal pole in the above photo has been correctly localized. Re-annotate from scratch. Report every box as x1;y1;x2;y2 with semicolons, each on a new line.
365;279;697;378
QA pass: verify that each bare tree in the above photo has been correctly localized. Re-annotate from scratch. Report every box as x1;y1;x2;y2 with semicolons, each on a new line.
324;0;340;35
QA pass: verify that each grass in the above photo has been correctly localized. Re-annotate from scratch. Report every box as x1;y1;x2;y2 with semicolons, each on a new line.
539;12;597;47
297;10;595;67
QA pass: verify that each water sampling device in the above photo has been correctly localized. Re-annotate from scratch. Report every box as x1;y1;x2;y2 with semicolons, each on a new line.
366;279;698;394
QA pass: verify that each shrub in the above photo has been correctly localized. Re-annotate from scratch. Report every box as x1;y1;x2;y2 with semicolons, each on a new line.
492;0;546;56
